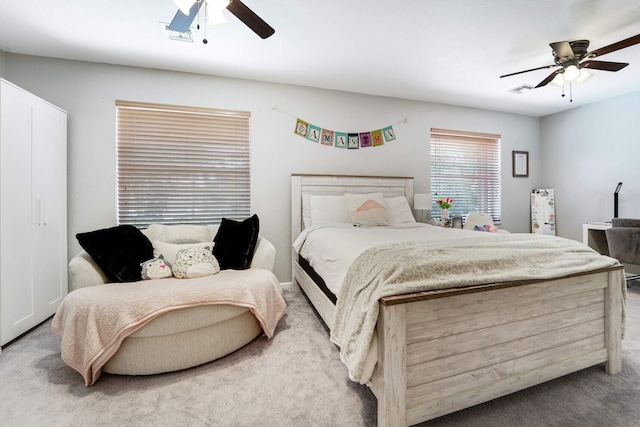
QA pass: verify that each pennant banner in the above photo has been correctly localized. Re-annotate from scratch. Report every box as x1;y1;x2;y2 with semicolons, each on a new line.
292;116;405;149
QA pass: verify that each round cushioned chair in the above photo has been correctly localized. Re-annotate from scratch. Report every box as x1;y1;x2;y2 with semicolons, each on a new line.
68;224;276;376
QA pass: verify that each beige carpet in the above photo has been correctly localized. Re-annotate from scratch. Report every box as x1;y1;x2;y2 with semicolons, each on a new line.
1;288;639;426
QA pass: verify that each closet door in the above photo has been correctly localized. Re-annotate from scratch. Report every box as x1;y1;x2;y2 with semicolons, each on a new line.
0;80;67;345
0;82;37;344
31;98;67;321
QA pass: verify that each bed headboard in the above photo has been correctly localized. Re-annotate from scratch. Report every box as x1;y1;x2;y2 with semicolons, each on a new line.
290;174;414;243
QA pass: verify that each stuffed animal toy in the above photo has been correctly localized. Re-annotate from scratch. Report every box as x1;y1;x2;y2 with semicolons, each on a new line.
474;224;498;233
172;246;220;279
141;255;173;280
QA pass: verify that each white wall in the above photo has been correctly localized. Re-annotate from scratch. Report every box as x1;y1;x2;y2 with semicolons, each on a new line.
540;91;640;243
5;53;540;282
0;49;6;77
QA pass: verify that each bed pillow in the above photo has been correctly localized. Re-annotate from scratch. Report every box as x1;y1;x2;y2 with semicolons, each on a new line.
76;225;153;283
172;247;220;279
213;214;260;270
309;195;352;226
152;240;214;265
385;196;417;225
345;193;389;226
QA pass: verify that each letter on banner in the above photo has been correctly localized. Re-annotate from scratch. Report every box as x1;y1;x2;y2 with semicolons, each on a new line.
348;133;360;149
335;132;348;148
371;129;384;146
306;125;321;143
382;125;396;142
359;132;372;147
320;129;334;146
294;118;309;137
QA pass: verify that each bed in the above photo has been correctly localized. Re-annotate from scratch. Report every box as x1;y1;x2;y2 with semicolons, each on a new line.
290;174;625;426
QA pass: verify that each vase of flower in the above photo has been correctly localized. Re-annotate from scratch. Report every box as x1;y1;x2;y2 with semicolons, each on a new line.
436;197;453;227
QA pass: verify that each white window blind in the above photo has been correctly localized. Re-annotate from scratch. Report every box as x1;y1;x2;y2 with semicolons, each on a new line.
430;128;501;223
116;100;250;228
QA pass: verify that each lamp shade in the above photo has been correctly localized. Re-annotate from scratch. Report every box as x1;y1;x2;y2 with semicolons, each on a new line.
174;0;196;15
207;3;228;24
563;65;580;81
413;193;431;210
576;68;593;84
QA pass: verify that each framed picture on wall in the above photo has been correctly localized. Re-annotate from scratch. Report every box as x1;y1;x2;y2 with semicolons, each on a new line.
512;150;529;177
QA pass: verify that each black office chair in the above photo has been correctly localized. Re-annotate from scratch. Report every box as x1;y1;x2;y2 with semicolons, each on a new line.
606;218;640;286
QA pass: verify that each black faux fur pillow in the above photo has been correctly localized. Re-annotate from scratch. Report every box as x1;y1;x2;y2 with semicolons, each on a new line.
213;214;259;270
77;225;153;283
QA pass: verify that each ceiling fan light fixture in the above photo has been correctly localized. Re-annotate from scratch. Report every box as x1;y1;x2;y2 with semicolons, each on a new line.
576;68;593;84
563;64;581;81
550;73;565;87
174;0;196;15
206;0;229;25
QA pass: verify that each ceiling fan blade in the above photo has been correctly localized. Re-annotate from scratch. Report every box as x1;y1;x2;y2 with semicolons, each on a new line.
550;41;574;60
226;0;275;39
581;60;629;72
587;33;640;58
535;69;562;88
168;1;203;33
500;64;556;79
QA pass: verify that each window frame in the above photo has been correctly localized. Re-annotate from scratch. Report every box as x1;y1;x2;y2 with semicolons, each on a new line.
115;100;251;228
430;128;502;224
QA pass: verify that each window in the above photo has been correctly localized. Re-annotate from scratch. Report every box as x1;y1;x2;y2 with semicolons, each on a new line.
116;100;250;228
430;128;501;223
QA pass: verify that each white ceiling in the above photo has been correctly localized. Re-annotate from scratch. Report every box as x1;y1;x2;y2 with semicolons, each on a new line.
1;0;640;117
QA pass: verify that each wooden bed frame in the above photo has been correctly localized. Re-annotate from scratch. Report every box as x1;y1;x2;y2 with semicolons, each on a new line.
291;174;624;426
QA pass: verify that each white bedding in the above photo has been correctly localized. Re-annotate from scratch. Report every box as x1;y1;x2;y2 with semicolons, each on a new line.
293;223;496;295
294;224;624;384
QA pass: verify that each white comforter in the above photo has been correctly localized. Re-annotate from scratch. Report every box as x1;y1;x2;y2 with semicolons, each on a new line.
293;223;493;295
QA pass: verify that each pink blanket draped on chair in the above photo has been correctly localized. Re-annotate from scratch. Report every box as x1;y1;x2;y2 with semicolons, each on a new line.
52;268;286;385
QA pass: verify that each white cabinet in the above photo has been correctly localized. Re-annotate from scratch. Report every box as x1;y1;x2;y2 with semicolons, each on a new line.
0;79;67;347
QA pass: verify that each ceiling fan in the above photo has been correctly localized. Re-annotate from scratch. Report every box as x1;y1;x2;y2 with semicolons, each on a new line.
500;33;640;88
168;0;275;39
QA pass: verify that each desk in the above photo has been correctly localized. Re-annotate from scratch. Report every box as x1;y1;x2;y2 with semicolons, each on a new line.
582;222;612;256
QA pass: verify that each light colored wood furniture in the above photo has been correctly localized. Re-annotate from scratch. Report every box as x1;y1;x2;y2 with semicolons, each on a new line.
0;79;67;349
291;174;624;427
583;222;612;256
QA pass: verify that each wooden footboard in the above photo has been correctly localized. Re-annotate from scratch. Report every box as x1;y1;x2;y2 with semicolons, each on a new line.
371;267;623;426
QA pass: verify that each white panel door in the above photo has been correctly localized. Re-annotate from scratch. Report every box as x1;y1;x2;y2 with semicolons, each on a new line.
0;82;36;344
31;97;67;319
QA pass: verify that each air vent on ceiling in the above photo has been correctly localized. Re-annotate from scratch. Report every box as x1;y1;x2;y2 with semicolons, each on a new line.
160;22;194;42
509;85;533;94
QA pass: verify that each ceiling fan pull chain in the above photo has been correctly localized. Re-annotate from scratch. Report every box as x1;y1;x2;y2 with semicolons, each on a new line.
201;1;208;44
570;83;573;102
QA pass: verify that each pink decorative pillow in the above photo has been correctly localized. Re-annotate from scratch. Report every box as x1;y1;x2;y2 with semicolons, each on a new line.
346;193;389;226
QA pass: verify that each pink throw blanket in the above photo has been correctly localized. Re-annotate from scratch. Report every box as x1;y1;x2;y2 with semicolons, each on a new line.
52;269;286;385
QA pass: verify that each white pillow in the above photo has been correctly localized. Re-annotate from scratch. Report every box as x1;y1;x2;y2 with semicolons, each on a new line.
345;193;389;226
385;196;417;225
309;195;352;226
152;240;214;265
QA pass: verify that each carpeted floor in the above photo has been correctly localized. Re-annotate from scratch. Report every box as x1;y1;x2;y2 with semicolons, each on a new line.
1;287;639;427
